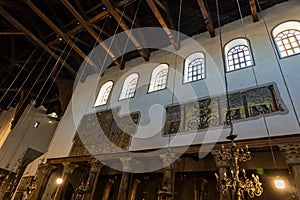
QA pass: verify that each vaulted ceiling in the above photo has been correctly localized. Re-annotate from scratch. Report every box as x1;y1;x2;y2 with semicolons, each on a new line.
0;0;287;126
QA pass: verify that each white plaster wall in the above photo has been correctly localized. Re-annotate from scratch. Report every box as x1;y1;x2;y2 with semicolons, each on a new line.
0;107;15;148
0;105;58;171
45;0;300;159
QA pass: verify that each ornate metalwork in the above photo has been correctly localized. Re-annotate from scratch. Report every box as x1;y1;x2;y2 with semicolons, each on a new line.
157;184;173;200
215;143;263;200
72;181;89;200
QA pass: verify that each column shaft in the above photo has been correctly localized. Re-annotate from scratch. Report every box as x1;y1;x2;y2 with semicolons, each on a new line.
53;162;78;200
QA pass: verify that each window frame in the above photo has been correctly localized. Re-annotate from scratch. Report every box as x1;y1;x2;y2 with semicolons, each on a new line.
272;20;300;59
119;73;139;100
183;52;206;84
94;80;114;107
148;63;169;93
223;37;255;73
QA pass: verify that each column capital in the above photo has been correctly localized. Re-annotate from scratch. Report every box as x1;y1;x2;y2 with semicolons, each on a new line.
37;163;57;175
120;157;133;172
211;150;229;168
159;153;177;168
89;160;104;173
62;162;79;174
278;144;300;164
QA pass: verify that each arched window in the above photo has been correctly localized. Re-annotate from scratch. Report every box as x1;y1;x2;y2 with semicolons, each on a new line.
272;21;300;58
148;64;169;93
119;73;139;100
94;81;113;106
184;52;205;83
224;38;254;72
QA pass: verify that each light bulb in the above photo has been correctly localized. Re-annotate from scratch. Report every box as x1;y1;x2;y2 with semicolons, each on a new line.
56;178;63;185
275;177;285;189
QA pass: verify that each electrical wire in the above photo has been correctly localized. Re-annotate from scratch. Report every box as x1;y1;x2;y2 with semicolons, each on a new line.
166;0;183;152
216;0;234;136
255;0;300;127
40;32;83;106
2;40;71;169
0;47;37;104
5;51;46;110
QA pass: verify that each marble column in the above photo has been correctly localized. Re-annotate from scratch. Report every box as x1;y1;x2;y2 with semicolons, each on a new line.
102;178;115;200
30;163;57;200
53;162;78;200
279;144;300;199
128;179;141;200
117;157;132;200
84;161;104;200
159;153;176;200
211;150;231;200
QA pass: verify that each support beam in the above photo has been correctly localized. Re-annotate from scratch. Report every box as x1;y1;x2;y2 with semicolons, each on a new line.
48;10;110;47
0;31;24;35
24;0;100;73
249;0;259;22
155;0;176;30
0;6;77;77
196;0;215;37
145;0;179;49
60;0;124;69
102;0;150;61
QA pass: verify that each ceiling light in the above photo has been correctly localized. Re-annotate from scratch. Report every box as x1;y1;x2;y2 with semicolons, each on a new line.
275;177;285;189
56;178;63;185
33;121;40;128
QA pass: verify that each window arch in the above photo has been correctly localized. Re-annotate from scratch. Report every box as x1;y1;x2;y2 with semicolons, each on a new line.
183;52;205;83
148;64;169;93
272;21;300;58
119;73;139;100
224;38;254;72
94;81;113;106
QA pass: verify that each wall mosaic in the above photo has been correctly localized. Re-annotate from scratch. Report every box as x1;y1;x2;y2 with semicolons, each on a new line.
164;84;285;135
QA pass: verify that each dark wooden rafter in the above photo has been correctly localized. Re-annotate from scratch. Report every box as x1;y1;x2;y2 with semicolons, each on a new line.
48;11;110;47
145;0;179;49
249;0;259;22
196;0;215;37
24;0;100;73
155;0;176;30
0;6;77;78
102;0;150;61
48;12;110;47
60;0;124;69
0;31;24;35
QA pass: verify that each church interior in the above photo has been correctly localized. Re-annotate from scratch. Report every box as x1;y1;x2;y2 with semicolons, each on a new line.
0;0;300;199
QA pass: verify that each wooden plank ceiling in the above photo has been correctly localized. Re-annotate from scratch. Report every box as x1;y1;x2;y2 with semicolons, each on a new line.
0;0;287;125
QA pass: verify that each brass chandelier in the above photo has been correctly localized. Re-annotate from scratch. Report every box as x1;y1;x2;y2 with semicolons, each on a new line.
215;134;263;200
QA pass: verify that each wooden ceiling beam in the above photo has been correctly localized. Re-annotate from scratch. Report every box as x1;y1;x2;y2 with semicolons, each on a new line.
154;0;176;30
145;0;179;49
0;31;24;35
196;0;215;37
60;0;124;69
24;0;99;73
249;0;259;22
48;11;110;47
0;6;76;78
102;0;150;61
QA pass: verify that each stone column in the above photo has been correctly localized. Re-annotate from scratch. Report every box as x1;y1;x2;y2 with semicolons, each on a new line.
279;144;300;199
159;153;176;200
30;163;57;200
84;161;104;200
53;162;78;200
117;157;132;200
193;178;207;200
128;179;141;200
211;150;231;200
102;179;115;200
